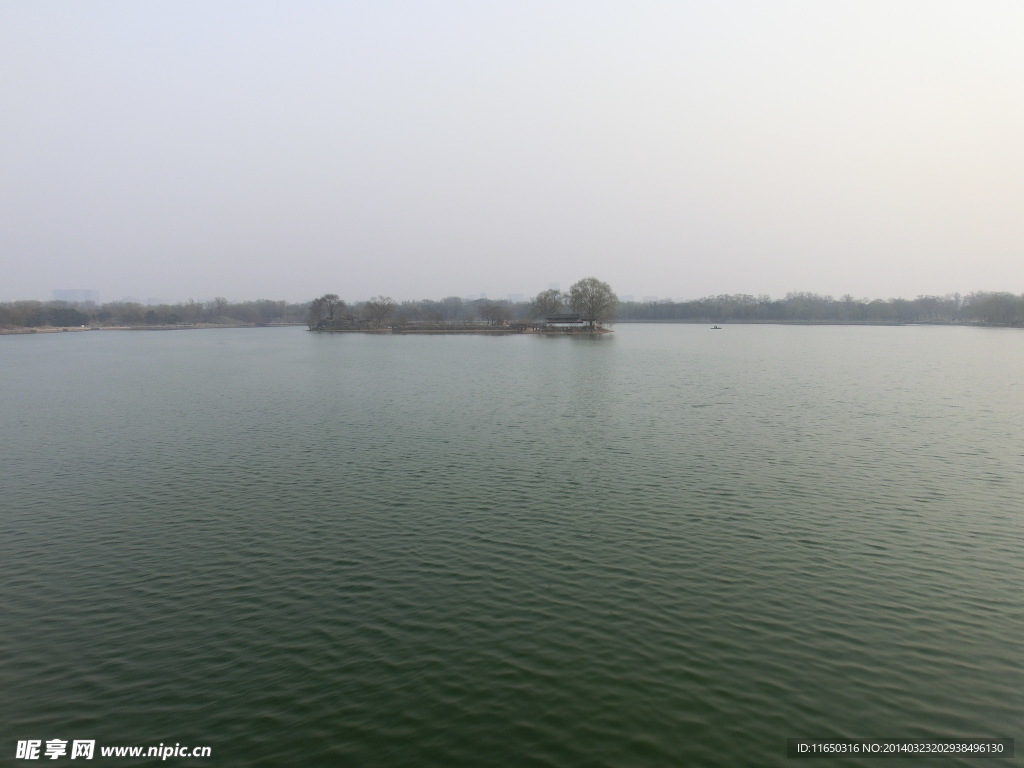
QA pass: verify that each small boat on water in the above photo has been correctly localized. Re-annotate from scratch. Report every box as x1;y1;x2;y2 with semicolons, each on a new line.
711;325;722;330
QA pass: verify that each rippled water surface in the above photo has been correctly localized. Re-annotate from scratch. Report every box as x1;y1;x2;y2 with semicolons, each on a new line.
2;324;1022;766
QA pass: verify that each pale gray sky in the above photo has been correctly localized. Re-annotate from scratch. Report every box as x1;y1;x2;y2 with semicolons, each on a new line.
2;1;1021;303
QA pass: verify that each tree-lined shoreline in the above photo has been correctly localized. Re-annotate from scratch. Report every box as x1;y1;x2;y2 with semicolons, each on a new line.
307;278;620;333
617;291;1024;325
2;288;1023;333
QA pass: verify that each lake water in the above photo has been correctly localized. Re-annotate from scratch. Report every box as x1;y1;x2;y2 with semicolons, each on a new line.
2;324;1022;767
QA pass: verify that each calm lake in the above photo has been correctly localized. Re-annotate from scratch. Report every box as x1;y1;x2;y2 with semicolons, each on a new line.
2;324;1022;767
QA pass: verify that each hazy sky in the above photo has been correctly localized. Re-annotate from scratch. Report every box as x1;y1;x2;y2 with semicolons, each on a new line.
2;1;1022;303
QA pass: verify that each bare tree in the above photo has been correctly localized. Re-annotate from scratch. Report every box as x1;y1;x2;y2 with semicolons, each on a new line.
321;294;343;321
440;296;466;321
307;297;327;329
363;296;397;327
308;293;345;329
529;289;564;319
203;296;230;322
479;301;512;326
183;299;203;324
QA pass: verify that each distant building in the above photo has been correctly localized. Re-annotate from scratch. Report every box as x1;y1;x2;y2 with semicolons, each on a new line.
53;289;99;304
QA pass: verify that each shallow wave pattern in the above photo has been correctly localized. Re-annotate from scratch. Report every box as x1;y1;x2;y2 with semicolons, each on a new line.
2;325;1022;767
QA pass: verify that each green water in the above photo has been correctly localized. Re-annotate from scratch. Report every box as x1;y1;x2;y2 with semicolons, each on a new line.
2;324;1021;766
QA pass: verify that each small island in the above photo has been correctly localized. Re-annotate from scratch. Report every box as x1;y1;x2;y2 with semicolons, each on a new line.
308;277;619;335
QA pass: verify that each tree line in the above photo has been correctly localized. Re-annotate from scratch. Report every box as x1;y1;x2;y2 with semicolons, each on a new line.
4;287;1023;331
308;286;1024;330
617;291;1024;325
0;298;308;329
308;277;620;331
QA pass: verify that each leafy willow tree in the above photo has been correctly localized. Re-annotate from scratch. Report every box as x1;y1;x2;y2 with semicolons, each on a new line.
568;277;619;329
